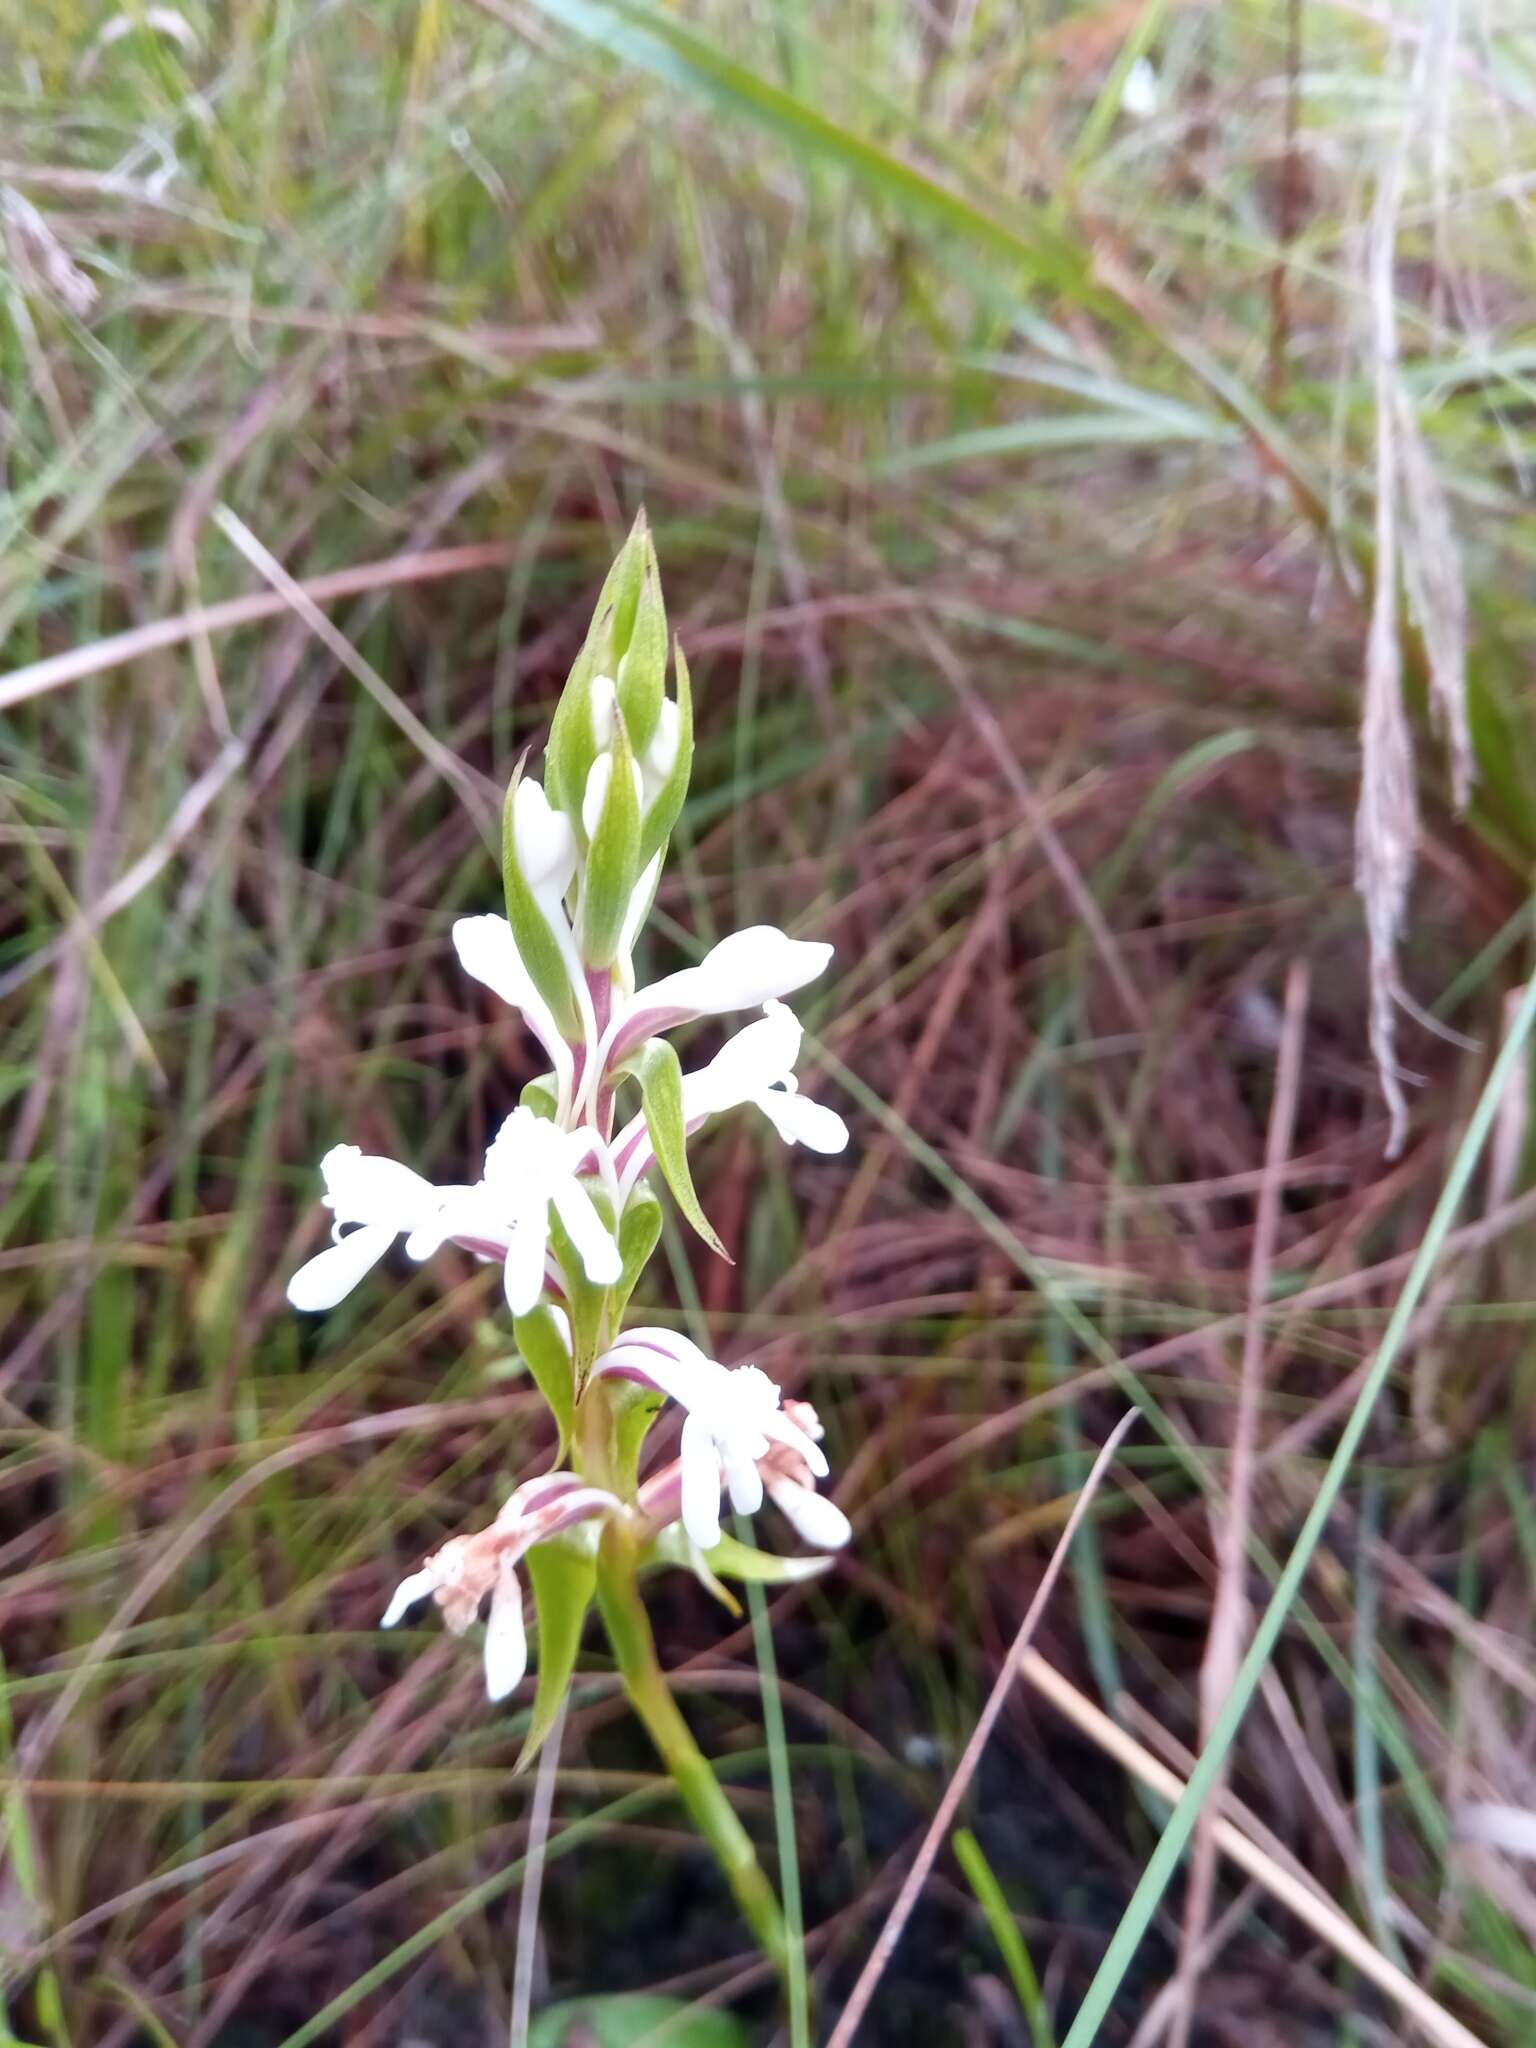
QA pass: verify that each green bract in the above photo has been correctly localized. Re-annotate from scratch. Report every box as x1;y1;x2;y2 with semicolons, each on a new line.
501;770;582;1039
579;716;642;969
514;1304;577;1449
617;546;666;751
518;1536;598;1771
639;638;692;868
618;1036;727;1258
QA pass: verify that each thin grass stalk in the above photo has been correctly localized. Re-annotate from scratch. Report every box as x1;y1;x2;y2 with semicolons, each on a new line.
1058;975;1536;2048
741;1545;811;2046
509;1692;567;2048
827;1410;1138;2046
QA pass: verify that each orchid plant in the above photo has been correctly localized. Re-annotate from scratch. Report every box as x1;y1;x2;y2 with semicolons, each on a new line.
288;514;850;1969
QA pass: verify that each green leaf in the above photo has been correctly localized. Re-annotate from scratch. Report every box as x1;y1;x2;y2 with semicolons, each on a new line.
517;1537;596;1772
520;1073;560;1121
514;1306;576;1449
953;1828;1056;2048
501;769;582;1039
616;546;666;752
580;717;642;970
618;1037;727;1258
529;1994;749;2048
638;638;693;868
613;1183;663;1320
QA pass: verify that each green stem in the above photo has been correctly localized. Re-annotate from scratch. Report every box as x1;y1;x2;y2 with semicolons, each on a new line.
595;1525;788;1974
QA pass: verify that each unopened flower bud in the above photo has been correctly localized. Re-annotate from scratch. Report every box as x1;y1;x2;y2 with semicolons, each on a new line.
512;777;576;895
589;674;617;751
641;697;681;808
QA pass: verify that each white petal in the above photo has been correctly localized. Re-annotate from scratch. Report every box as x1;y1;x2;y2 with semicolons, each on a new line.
683;1003;803;1123
721;1447;764;1518
318;1145;437;1230
286;1222;397;1312
484;1106;570;1199
551;1181;623;1287
724;1362;783;1426
599;1331;719;1411
503;1209;551;1316
753;1087;849;1155
381;1565;439;1628
767;1477;852;1551
681;1414;724;1551
402;1184;484;1261
484;1556;528;1701
512;777;576;893
618;851;663;967
763;1410;829;1477
617;929;831;1041
655;927;832;1016
451;915;572;1094
412;1184;507;1260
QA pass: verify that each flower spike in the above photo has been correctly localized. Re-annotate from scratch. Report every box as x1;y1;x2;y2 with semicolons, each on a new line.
285;519;854;1959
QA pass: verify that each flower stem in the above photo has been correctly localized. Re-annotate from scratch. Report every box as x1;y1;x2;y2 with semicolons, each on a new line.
595;1524;788;1975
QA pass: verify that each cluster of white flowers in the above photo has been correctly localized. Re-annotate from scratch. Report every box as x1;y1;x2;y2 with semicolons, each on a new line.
288;515;851;1707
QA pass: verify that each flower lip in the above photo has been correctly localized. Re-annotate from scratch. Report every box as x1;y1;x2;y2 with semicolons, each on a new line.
286;1145;450;1313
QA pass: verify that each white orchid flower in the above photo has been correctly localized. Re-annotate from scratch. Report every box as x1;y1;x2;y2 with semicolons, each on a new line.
444;1106;622;1316
590;927;834;1099
286;1144;465;1313
452;914;577;1120
595;1330;833;1552
612;1000;847;1198
381;1472;619;1701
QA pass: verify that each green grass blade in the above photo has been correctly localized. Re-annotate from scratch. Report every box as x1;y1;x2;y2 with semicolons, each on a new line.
1059;970;1536;2047
518;0;1118;314
740;1542;810;2048
953;1827;1057;2048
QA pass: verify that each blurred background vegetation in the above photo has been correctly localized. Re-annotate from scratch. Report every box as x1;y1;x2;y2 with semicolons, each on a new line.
3;1;1536;2042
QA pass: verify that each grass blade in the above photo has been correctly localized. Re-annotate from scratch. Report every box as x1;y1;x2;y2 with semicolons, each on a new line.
1059;972;1536;2047
953;1827;1057;2048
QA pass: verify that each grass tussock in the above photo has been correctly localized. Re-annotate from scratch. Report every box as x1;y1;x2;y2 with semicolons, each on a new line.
3;2;1536;2042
